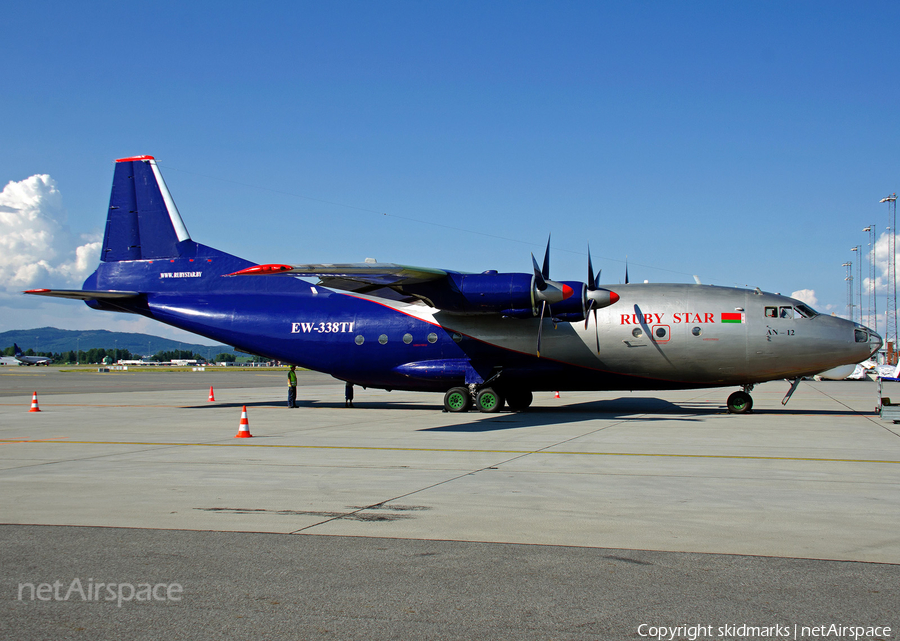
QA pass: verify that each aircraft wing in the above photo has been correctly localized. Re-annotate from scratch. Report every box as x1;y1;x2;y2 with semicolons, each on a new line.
228;263;452;303
230;263;449;284
24;289;142;300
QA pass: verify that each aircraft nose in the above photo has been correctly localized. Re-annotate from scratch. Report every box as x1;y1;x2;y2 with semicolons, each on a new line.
869;330;883;356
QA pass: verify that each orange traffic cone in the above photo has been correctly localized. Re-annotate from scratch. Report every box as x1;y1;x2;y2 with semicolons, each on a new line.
235;405;252;438
29;391;41;412
554;391;560;399
208;386;216;402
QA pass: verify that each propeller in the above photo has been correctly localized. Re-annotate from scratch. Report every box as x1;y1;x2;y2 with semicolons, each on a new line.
584;246;600;352
532;238;619;357
531;236;573;357
582;245;621;353
531;236;572;307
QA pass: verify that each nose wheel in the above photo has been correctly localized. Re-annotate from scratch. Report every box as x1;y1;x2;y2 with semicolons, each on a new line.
726;390;753;414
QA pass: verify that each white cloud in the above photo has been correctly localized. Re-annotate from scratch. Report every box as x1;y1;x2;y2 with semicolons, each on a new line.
0;174;101;291
860;231;900;296
790;289;818;307
0;173;220;345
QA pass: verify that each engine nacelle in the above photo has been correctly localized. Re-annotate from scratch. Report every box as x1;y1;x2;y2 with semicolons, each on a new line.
406;272;617;319
407;271;570;315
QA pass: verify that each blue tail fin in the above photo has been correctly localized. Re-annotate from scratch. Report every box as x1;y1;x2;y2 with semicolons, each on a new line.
101;156;193;262
13;343;22;357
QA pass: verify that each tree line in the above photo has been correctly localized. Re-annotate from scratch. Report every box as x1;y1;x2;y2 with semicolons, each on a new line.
2;346;238;364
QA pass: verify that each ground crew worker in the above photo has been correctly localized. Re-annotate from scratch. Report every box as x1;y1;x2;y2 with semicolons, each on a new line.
287;365;298;408
345;382;354;408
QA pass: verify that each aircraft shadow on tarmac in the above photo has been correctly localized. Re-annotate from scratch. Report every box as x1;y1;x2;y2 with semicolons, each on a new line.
178;398;873;430
179;398;702;416
422;397;712;432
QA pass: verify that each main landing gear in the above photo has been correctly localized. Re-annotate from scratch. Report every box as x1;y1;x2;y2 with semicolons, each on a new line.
726;385;754;414
442;386;534;413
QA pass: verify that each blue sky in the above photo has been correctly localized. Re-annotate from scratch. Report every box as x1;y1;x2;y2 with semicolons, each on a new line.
2;1;899;343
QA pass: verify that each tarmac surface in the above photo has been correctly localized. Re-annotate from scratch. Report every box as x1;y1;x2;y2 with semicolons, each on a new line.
1;367;898;639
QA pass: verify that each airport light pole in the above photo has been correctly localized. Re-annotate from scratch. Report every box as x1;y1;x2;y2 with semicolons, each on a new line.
864;224;877;333
851;246;862;325
881;194;897;357
843;262;854;321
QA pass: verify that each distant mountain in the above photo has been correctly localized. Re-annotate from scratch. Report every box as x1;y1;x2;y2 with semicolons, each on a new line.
0;327;237;358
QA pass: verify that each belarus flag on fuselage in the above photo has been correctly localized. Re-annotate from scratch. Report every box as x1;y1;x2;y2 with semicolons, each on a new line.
721;312;744;323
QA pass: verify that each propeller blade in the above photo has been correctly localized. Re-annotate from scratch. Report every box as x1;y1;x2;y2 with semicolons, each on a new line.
541;235;551;280
531;253;548;291
587;245;597;290
594;307;600;353
625;258;629;285
536;300;547;357
584;298;594;329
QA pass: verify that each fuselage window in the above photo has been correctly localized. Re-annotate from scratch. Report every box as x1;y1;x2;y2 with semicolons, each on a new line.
794;304;818;318
779;307;794;319
765;307;777;318
692;327;702;336
378;334;388;345
402;333;413;344
632;328;643;338
855;329;868;343
355;335;364;345
452;333;463;343
427;332;438;344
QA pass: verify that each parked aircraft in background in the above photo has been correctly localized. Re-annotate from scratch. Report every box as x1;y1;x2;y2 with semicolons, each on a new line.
13;344;52;366
25;156;882;413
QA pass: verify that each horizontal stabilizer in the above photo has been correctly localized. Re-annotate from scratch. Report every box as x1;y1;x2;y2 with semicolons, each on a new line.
24;289;141;301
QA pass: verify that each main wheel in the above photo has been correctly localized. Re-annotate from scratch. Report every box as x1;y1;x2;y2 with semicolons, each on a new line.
475;388;504;413
443;387;471;413
504;389;533;412
727;391;753;414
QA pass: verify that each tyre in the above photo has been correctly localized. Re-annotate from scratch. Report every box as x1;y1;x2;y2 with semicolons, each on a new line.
443;387;471;413
504;390;533;412
726;391;753;414
476;388;504;413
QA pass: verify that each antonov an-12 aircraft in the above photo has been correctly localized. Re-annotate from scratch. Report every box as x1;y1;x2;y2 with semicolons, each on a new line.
26;156;881;413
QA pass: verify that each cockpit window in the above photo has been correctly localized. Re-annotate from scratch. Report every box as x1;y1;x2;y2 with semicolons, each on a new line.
794;304;818;318
764;307;777;318
855;329;868;343
779;306;794;319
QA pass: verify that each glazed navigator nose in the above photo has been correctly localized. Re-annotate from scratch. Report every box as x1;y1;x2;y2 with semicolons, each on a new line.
870;330;883;357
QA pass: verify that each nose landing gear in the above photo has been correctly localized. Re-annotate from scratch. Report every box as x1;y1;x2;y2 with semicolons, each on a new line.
726;385;754;414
